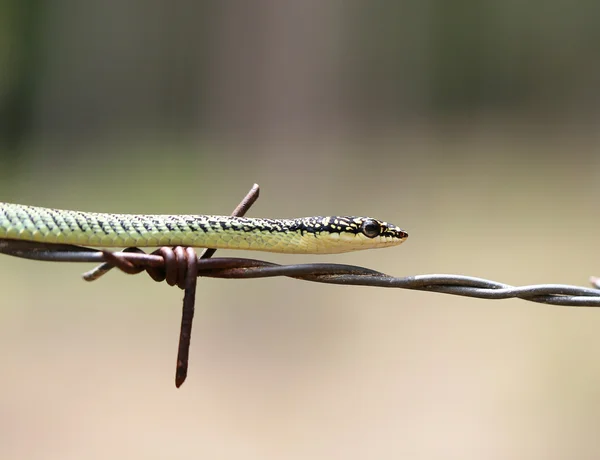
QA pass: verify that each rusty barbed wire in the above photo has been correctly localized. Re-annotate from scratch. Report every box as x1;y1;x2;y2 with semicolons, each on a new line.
2;182;600;388
2;239;600;307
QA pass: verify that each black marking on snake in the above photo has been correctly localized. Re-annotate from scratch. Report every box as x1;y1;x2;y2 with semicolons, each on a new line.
220;219;234;231
142;220;154;233
65;217;81;232
176;221;189;233
152;218;168;230
288;217;341;235
184;217;200;231
106;219;120;235
98;220;112;235
47;211;63;232
197;220;212;233
129;219;143;233
164;221;177;232
21;207;36;228
59;212;81;232
119;219;135;234
74;212;90;232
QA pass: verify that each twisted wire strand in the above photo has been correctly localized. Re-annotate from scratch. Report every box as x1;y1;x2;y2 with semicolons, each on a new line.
1;239;599;307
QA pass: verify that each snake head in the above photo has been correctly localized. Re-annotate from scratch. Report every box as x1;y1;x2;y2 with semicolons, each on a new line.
350;217;408;250
359;218;408;241
296;216;408;254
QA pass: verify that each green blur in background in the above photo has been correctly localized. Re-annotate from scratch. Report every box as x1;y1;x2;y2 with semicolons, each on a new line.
1;1;600;459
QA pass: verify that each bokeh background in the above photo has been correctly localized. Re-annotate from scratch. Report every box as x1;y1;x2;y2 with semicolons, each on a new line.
1;1;600;459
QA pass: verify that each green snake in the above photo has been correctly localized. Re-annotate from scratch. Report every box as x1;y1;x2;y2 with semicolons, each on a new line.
0;202;408;254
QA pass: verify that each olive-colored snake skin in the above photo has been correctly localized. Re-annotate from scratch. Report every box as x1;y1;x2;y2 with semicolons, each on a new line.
0;202;408;254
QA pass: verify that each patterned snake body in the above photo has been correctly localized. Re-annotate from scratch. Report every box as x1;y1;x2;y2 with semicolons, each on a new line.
0;202;408;254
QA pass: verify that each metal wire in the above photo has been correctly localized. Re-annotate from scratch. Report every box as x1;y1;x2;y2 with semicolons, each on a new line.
1;240;599;306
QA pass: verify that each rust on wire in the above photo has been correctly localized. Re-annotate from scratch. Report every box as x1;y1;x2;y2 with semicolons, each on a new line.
172;183;259;387
175;247;198;387
1;182;600;387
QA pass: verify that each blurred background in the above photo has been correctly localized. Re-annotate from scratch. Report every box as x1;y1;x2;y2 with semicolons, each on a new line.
1;1;600;458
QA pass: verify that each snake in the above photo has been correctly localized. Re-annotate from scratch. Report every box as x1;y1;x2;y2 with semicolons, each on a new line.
0;202;408;254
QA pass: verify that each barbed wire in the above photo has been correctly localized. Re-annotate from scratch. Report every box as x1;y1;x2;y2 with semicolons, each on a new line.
1;241;599;307
2;183;598;387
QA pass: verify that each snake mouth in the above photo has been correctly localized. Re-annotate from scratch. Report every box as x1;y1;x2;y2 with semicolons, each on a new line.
384;225;408;241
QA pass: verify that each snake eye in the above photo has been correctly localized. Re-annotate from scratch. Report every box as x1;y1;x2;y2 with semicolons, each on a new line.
361;219;381;238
